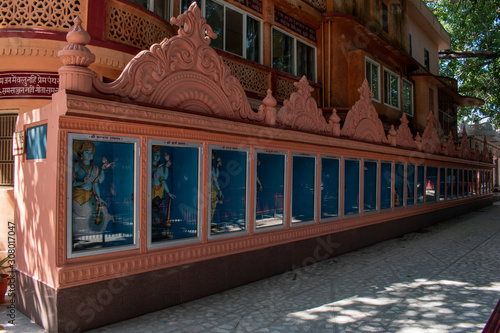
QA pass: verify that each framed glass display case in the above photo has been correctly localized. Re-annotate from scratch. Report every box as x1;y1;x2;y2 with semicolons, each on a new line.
255;150;286;230
446;168;453;200
439;167;446;201
67;134;139;258
147;140;202;247
464;169;469;197
458;169;463;198
416;165;425;204
209;146;249;236
363;160;377;213
452;168;458;199
320;156;339;221
344;158;360;215
426;166;438;203
291;153;316;223
394;163;405;208
380;162;392;210
406;164;415;206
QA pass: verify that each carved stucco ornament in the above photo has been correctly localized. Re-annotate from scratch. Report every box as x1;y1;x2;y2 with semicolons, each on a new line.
421;110;442;154
460;124;471;160
92;3;264;121
395;114;417;150
340;79;388;144
445;131;457;157
276;76;334;134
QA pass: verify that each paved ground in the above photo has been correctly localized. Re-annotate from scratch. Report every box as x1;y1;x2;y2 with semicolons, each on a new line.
2;200;500;333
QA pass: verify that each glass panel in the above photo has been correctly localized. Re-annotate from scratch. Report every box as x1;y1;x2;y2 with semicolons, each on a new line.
363;160;377;212
458;169;463;197
150;144;199;243
390;75;399;108
394;163;404;208
417;165;425;204
453;168;458;199
321;157;339;219
225;8;243;56
464;169;469;197
406;164;415;206
206;0;224;50
297;41;315;81
371;63;379;100
439;167;446;201
26;124;47;160
272;29;294;75
380;162;392;209
344;159;360;215
210;149;247;235
469;170;474;195
446;168;452;199
70;137;137;255
246;16;260;63
256;152;285;228
181;0;201;13
403;80;413;116
473;170;478;195
426;167;438;203
292;155;315;223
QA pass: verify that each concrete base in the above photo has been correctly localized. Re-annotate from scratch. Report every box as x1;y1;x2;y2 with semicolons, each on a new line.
15;197;492;333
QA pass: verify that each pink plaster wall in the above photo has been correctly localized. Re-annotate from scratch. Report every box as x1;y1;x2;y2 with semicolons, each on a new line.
14;92;68;289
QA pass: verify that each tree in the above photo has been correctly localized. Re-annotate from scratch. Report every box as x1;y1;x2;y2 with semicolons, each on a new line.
425;0;500;127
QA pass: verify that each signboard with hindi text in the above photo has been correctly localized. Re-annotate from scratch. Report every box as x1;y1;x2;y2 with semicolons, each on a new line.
0;72;59;99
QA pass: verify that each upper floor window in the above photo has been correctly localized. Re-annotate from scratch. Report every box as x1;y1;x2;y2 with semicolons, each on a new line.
382;3;388;33
181;0;262;63
132;0;172;21
272;28;317;81
424;48;430;70
365;57;380;102
402;79;414;116
384;68;399;109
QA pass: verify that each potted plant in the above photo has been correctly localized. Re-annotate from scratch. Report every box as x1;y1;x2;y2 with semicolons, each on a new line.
0;256;11;303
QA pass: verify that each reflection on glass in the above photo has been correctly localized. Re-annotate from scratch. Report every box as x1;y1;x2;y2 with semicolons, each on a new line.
439;168;446;201
469;170;474;195
344;159;360;215
246;16;260;62
210;148;247;235
364;160;377;212
206;0;224;50
292;155;315;223
446;168;452;199
272;29;294;75
150;144;199;243
71;139;135;253
426;167;438;203
380;162;392;209
473;170;478;195
407;164;415;206
321;157;339;219
394;163;404;207
453;168;458;199
255;152;285;228
417;165;425;204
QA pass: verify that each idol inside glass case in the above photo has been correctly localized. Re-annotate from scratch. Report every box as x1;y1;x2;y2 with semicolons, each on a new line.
291;154;316;223
344;158;360;215
255;150;286;229
147;140;201;247
209;146;249;236
321;156;339;220
363;160;377;213
426;166;438;203
67;134;139;258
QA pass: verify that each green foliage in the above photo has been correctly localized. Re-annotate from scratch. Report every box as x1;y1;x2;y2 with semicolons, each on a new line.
425;0;500;127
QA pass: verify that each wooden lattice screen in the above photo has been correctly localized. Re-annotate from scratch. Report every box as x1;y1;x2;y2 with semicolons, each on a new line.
0;114;17;186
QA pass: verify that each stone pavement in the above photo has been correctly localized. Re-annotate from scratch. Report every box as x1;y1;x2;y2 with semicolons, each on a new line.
2;200;500;333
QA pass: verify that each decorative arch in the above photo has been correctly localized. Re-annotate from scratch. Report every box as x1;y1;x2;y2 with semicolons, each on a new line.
92;3;264;122
421;110;442;154
276;76;333;134
340;79;388;144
